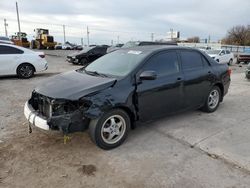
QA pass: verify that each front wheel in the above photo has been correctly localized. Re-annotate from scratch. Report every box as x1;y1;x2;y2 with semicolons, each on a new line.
89;109;130;150
201;86;221;113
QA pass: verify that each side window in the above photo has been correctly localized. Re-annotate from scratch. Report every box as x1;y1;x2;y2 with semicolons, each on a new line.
93;47;104;54
142;51;179;77
180;51;203;70
201;55;210;66
226;50;230;54
0;46;23;54
99;47;107;54
220;50;225;55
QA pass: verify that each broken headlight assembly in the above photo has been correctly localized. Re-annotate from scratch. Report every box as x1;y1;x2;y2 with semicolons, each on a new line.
51;99;91;116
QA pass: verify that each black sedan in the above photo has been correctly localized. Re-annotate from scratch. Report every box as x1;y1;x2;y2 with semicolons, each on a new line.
24;46;231;149
67;45;108;66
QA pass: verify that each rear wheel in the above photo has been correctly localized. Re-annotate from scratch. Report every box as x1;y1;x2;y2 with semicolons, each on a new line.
201;86;221;113
89;109;130;150
17;63;35;79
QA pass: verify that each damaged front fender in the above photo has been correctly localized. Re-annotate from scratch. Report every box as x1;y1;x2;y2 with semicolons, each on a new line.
83;86;137;121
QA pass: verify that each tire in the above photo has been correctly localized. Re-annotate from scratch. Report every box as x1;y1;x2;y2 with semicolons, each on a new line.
89;109;131;150
201;86;221;113
228;59;233;65
17;63;35;79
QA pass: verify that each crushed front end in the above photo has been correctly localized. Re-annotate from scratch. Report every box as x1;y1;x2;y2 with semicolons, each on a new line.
24;91;91;134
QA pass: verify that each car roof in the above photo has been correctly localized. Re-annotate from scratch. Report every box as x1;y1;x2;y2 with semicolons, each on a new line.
118;45;199;54
0;43;34;53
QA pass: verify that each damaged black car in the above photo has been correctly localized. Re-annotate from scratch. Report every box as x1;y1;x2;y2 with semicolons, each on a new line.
24;46;231;150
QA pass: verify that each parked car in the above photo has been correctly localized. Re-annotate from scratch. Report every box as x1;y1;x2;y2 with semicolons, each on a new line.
237;53;250;64
0;44;48;78
0;36;14;44
62;43;73;50
66;45;108;65
206;49;234;65
74;45;83;50
246;63;250;79
24;46;230;149
55;43;62;50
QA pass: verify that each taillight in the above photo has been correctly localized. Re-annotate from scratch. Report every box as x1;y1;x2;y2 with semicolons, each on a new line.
39;54;45;58
227;68;232;76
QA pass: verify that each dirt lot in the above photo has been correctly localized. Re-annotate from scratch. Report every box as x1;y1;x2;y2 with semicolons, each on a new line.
0;51;250;188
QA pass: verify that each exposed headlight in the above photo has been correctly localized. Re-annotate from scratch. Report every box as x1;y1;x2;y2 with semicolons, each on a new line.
51;99;91;116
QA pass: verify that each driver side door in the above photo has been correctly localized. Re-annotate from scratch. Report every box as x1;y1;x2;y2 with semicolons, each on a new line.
136;50;184;121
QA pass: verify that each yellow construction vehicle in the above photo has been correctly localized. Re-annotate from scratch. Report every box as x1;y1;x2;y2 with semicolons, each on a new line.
11;32;30;48
30;28;56;50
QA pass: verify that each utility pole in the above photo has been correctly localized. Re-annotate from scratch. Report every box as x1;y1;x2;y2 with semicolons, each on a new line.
81;38;83;46
63;25;66;44
170;28;173;41
117;36;120;44
4;19;8;37
151;33;154;41
87;26;90;46
16;2;21;39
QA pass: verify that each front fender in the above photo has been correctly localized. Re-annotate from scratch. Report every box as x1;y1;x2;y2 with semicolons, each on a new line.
83;88;136;120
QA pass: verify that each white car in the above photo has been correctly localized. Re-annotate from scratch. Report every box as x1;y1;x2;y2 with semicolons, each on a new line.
0;36;14;44
62;44;73;50
206;49;234;65
0;44;48;78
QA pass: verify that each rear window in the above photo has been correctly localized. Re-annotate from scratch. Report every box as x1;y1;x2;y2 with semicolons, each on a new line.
180;51;203;70
0;45;24;54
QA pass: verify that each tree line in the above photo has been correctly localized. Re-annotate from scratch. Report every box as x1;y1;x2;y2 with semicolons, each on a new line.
222;25;250;46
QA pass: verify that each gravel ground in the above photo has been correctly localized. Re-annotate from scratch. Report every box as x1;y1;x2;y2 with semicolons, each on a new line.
0;51;250;188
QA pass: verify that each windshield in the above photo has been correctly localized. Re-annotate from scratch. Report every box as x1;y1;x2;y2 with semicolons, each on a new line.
85;50;148;77
206;50;221;55
122;41;140;48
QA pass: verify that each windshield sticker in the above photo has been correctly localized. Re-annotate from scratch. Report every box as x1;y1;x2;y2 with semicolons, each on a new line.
128;50;142;55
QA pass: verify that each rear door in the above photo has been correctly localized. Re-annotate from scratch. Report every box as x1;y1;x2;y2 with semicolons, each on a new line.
136;50;184;121
179;50;213;109
0;45;23;75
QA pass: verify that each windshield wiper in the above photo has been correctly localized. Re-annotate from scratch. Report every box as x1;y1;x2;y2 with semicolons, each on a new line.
85;70;108;77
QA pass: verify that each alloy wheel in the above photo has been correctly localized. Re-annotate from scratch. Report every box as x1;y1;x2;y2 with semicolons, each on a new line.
101;115;126;144
208;90;219;109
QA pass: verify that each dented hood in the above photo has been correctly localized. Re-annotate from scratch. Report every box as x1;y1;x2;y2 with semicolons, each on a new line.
35;70;116;100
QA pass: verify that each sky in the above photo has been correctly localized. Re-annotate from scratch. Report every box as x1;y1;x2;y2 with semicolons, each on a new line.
0;0;249;45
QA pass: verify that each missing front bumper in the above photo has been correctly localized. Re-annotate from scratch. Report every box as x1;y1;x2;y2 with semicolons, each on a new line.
24;101;90;134
24;101;50;130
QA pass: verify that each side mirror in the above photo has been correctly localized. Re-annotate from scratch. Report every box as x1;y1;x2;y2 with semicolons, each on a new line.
139;71;157;80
